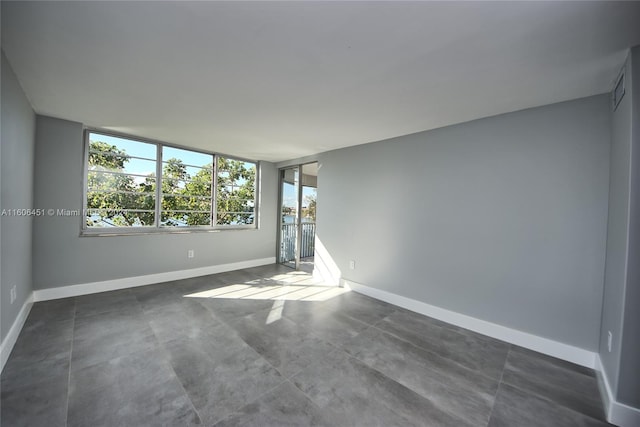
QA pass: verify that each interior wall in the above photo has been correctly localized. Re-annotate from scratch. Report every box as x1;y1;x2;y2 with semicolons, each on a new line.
1;51;36;340
32;116;278;290
599;53;632;401
616;46;640;409
317;94;610;351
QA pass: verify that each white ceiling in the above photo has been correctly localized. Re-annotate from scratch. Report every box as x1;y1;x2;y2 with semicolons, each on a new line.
3;1;640;162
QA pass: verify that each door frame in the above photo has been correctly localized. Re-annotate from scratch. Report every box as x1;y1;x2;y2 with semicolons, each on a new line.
277;162;317;270
277;165;303;269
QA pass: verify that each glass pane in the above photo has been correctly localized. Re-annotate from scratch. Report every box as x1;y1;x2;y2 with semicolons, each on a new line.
161;163;213;181
161;211;211;227
89;133;157;160
302;187;317;222
86;210;155;228
216;212;254;226
86;132;158;229
184;165;212;179
160;147;213;229
279;167;299;266
216;157;257;227
162;195;211;212
162;180;211;194
88;172;156;193
162;178;188;191
87;192;155;211
88;155;156;176
162;146;213;168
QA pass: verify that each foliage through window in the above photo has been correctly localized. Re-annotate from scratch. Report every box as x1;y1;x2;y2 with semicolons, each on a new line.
161;146;213;227
216;157;256;226
84;131;258;231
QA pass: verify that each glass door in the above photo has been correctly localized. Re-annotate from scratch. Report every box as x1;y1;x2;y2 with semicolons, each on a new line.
278;166;301;268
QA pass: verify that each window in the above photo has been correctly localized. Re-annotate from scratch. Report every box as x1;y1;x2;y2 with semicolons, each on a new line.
84;131;258;233
216;157;256;226
161;146;213;227
86;135;157;227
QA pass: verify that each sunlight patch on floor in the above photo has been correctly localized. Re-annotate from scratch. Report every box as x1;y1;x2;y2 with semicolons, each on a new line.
184;284;348;302
266;299;285;324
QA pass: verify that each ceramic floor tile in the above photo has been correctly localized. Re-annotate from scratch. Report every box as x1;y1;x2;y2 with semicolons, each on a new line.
71;310;159;371
214;269;260;286
26;298;76;323
0;374;68;427
343;326;499;426
213;381;332;427
173;275;229;295
131;281;185;310
168;344;285;425
488;383;611;427
244;264;294;279
0;264;611;427
196;297;279;321
145;298;224;343
1;322;72;389
67;348;200;427
74;289;141;318
13;318;74;352
376;309;509;379
161;321;252;364
292;349;474;427
227;309;336;378
320;291;397;326
282;303;370;348
72;308;149;342
501;346;607;421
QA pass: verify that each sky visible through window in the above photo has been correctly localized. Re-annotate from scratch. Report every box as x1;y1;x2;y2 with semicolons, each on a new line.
283;185;316;209
86;131;258;228
90;133;214;176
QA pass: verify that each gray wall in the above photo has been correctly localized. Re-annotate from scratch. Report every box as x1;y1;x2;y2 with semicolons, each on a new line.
317;95;610;350
600;46;640;408
599;53;632;401
32;116;278;289
1;51;36;341
620;46;640;407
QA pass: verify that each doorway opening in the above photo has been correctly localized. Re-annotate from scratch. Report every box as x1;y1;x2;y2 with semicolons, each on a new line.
278;162;318;272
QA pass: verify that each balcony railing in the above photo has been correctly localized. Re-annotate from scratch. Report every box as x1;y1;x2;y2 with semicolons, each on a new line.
280;222;316;262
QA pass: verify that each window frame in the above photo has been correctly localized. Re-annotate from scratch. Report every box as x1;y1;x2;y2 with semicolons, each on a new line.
81;128;260;236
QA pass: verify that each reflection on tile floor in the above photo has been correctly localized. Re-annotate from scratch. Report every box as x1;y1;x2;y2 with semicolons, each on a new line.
1;264;611;426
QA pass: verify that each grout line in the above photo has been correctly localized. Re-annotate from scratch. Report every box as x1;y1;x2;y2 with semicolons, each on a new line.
143;292;206;425
64;298;78;427
487;347;609;425
485;344;510;426
157;341;205;425
280;376;332;421
369;315;504;386
211;379;290;426
496;354;609;423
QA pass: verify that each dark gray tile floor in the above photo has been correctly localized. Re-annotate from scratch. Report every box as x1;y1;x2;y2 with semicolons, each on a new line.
1;264;611;426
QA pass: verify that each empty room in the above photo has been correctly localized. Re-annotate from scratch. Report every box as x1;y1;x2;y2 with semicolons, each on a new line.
1;1;639;426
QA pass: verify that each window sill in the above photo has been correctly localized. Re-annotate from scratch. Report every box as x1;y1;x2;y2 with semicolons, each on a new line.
80;226;258;237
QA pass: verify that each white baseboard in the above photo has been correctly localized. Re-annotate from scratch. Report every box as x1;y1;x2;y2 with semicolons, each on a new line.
595;355;640;427
33;257;276;302
1;292;34;373
342;279;597;368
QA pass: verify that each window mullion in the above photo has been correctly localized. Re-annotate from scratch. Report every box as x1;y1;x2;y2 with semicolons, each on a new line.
155;143;162;228
212;155;218;227
253;162;260;228
82;131;91;231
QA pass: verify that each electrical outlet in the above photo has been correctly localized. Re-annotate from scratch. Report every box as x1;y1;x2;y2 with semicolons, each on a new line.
10;285;17;304
349;260;355;270
188;250;195;259
607;331;613;352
